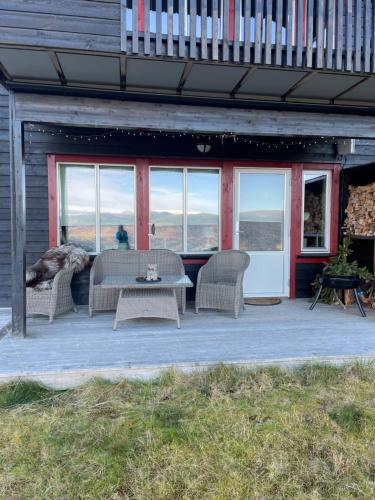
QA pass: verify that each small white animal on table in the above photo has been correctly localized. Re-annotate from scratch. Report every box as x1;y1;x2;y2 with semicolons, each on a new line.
146;263;158;281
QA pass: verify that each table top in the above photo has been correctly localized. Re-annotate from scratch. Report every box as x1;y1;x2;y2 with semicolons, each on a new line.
101;274;194;289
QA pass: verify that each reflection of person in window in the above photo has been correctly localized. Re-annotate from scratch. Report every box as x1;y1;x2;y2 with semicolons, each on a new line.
116;225;130;250
60;225;68;245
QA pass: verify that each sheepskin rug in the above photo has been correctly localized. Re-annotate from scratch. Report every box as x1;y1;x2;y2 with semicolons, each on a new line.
26;245;89;291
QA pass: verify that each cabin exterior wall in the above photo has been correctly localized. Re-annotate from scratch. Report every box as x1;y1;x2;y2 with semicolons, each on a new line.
2;93;375;309
0;102;350;307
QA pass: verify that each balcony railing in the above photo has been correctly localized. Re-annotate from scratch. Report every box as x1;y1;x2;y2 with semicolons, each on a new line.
121;0;374;73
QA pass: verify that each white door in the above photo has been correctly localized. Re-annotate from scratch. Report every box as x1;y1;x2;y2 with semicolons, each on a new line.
234;169;291;297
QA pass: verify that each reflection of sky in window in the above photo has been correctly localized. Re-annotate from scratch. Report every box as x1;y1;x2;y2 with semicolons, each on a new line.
100;167;134;213
150;168;219;214
60;166;135;215
240;173;284;212
151;169;183;213
60;166;95;217
188;170;219;214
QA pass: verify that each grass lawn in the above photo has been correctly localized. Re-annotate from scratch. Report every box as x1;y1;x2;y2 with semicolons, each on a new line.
1;363;375;499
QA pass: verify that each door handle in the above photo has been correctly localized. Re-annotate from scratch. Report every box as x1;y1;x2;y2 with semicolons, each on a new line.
148;223;156;237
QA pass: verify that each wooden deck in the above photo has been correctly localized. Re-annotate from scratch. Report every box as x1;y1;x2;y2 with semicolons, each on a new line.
1;300;375;388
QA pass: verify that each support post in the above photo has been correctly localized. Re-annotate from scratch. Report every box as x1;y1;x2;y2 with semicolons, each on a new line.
9;92;26;338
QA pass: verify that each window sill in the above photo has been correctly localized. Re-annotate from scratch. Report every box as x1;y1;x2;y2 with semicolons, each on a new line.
300;250;330;255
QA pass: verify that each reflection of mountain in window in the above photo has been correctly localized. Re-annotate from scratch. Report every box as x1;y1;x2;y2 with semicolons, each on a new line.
150;167;220;253
238;172;285;252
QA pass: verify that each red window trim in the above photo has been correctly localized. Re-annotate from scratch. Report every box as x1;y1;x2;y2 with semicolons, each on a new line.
296;257;330;264
183;258;209;265
48;155;58;248
48;155;340;298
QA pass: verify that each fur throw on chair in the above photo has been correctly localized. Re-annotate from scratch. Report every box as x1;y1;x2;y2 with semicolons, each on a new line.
26;245;89;291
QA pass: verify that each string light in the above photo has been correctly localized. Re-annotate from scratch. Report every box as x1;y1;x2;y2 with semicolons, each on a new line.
27;125;340;150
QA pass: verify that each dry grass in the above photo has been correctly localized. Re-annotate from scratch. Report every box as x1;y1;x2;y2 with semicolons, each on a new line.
1;363;375;499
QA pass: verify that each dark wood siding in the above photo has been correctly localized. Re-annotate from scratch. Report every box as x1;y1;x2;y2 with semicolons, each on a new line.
295;263;325;298
343;139;375;167
0;86;10;306
0;0;121;53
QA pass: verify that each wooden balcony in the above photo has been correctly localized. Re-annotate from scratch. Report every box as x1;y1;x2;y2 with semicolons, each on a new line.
1;1;375;105
123;0;375;74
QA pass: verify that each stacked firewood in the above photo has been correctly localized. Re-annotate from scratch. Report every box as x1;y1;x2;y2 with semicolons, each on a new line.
360;279;375;310
344;183;375;236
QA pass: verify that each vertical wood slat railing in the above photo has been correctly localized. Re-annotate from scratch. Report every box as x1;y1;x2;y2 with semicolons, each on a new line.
121;0;375;74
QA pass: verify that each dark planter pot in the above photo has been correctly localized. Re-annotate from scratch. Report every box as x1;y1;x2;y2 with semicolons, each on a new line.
321;274;361;290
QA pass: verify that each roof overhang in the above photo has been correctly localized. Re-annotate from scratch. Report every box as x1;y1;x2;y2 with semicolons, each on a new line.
2;47;375;110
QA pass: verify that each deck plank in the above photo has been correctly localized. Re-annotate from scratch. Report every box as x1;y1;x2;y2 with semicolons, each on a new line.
0;301;374;387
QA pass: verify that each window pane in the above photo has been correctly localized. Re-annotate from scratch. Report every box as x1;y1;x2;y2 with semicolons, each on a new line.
59;165;96;252
303;173;327;249
99;166;135;251
150;168;184;252
239;172;285;252
187;169;220;252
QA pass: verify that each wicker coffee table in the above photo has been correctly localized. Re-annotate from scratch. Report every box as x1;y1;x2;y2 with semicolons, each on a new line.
101;275;193;330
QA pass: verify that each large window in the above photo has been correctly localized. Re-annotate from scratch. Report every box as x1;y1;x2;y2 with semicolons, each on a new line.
58;163;135;253
150;167;220;253
302;171;331;252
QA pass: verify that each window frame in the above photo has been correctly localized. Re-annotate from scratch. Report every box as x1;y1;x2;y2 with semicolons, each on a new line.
300;169;331;254
149;165;222;254
56;161;137;254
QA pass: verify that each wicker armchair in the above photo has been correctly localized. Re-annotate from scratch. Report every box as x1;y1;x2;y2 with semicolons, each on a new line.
89;249;186;316
195;250;250;318
26;268;77;323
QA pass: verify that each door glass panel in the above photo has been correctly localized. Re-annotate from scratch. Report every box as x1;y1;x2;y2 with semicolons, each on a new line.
239;172;285;252
150;168;184;252
187;169;220;252
99;166;135;251
59;165;96;252
303;173;327;249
